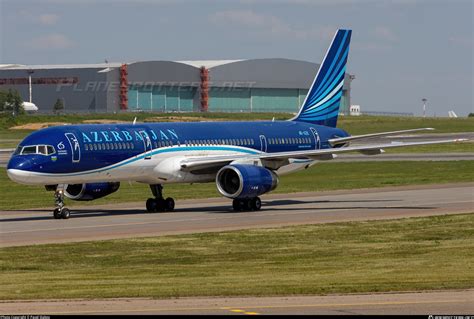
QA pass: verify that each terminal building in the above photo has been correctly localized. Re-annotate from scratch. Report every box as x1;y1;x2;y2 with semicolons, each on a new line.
0;59;353;114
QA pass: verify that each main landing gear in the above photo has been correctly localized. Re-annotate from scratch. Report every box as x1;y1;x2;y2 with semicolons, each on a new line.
53;185;71;219
232;197;262;212
146;184;175;213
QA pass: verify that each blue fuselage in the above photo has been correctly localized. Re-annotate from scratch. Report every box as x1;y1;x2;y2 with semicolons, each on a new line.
7;120;349;183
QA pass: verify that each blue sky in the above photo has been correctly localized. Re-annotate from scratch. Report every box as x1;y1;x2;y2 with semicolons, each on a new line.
1;0;472;116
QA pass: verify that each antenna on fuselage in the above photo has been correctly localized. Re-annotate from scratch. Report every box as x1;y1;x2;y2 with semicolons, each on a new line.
133;117;137;125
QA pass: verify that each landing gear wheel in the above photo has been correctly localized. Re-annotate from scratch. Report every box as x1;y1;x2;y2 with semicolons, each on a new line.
232;199;240;211
61;208;70;219
53;186;68;219
165;197;175;212
232;199;248;211
147;184;176;213
251;197;262;211
53;208;61;219
146;198;157;213
155;199;165;212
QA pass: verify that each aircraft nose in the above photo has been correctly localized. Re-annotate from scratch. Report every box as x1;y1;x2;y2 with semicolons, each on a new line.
7;156;32;184
7;155;32;170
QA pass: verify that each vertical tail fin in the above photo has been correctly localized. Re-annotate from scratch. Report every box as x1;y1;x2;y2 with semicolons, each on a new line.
292;29;352;127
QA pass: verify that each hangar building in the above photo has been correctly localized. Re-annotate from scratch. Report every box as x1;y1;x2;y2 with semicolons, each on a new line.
0;59;353;114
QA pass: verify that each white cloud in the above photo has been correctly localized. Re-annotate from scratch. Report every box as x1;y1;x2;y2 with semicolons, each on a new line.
373;26;398;42
26;33;76;50
352;42;392;52
17;11;60;26
448;36;472;47
209;10;334;40
38;14;59;25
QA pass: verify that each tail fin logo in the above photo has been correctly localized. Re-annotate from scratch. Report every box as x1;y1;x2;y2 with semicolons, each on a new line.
292;29;352;127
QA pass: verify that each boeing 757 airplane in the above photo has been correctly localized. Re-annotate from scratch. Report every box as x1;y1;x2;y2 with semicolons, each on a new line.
7;29;465;219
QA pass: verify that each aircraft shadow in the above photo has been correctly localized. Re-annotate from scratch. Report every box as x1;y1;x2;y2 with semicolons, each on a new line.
1;198;431;222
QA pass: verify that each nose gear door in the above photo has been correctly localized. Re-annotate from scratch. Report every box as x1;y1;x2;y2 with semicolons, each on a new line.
65;133;81;163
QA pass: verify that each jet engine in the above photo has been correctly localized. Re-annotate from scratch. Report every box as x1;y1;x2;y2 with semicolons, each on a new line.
216;164;278;199
64;182;120;201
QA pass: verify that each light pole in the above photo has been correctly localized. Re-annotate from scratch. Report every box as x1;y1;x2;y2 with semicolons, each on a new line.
422;98;427;118
348;74;356;115
27;69;34;103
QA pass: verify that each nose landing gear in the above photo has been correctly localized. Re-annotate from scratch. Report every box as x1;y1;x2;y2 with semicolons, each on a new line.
53;185;71;219
146;184;175;213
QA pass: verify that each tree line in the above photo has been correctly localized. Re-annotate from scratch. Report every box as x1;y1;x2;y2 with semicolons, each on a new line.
0;89;65;115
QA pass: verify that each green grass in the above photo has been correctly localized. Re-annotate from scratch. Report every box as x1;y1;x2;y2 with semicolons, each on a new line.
1;213;472;300
1;161;473;210
337;115;474;135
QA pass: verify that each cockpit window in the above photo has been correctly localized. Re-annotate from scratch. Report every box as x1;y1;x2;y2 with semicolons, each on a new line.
21;146;37;155
17;145;56;156
13;145;23;155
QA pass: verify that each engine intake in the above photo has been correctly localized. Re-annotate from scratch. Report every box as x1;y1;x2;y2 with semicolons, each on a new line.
64;182;120;201
216;164;278;199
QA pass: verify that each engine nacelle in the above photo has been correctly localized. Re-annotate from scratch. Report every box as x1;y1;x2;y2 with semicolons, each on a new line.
64;182;120;201
216;164;278;199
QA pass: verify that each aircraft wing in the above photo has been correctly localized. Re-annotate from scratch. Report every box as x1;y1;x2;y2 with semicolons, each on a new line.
180;138;467;173
328;128;435;146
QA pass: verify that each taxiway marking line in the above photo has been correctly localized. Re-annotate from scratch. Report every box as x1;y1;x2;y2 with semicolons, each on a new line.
4;299;465;315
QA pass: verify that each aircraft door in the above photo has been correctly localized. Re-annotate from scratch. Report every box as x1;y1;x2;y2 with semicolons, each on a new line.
64;133;81;163
259;135;268;152
139;130;153;160
309;127;321;149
